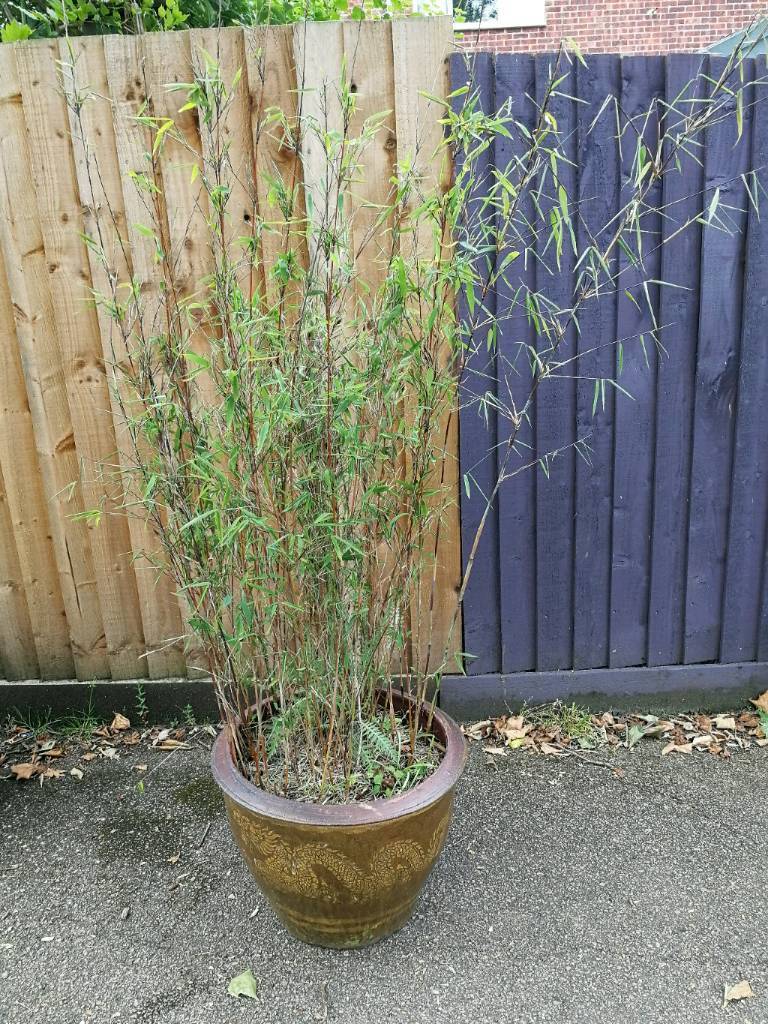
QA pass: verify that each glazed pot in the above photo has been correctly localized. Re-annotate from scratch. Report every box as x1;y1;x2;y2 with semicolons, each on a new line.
211;694;466;948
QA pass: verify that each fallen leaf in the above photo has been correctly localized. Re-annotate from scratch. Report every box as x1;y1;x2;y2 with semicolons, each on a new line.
43;768;64;779
132;764;148;772
156;740;189;750
100;747;119;760
120;906;130;921
626;724;645;749
82;752;97;762
756;738;768;748
641;724;668;737
713;715;736;731
501;727;530;742
661;742;693;756
539;742;563;756
69;767;84;780
228;969;259;1000
507;737;527;750
750;691;768;714
111;713;131;732
494;715;526;739
11;762;38;780
692;735;714;748
462;721;491;741
167;853;181;864
484;746;507;757
723;980;754;1005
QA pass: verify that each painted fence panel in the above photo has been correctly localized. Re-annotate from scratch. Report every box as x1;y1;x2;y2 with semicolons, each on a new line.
453;52;501;676
573;53;620;671
494;53;537;675
454;51;768;684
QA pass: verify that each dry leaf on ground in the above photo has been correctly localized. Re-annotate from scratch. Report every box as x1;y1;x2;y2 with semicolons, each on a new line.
662;742;693;755
714;715;736;731
723;980;754;1005
110;713;131;732
10;762;38;780
750;691;768;714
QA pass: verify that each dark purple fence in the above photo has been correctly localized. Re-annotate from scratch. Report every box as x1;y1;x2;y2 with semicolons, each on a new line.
443;51;768;716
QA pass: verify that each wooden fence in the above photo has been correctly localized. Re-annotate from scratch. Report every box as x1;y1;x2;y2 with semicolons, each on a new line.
4;31;768;710
446;50;768;714
0;17;461;681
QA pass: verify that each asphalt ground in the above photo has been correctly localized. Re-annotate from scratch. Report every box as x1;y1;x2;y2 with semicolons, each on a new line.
2;737;767;1024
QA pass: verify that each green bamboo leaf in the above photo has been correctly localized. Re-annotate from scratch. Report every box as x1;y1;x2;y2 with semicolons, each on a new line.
227;970;258;1000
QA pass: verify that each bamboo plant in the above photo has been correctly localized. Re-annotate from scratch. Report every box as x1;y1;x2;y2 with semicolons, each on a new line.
62;25;766;802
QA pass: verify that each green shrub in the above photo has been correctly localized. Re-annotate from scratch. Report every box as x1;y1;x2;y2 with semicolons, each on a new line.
0;0;411;43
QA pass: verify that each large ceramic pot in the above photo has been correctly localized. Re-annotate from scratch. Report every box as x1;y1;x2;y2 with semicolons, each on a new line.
211;693;466;948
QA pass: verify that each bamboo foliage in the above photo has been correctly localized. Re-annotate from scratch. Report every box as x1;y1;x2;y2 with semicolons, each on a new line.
0;18;461;681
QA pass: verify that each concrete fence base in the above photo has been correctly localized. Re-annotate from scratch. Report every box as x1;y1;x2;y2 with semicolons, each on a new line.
2;661;765;724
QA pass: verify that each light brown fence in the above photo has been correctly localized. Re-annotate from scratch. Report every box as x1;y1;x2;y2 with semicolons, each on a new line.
0;17;460;681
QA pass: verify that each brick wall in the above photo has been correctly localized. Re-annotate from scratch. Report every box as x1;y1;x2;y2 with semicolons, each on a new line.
456;1;767;54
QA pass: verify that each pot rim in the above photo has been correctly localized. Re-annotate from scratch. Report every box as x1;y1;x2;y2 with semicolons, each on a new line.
210;691;466;827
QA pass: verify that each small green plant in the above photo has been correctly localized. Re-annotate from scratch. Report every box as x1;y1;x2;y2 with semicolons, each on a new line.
182;703;197;729
11;691;100;742
56;707;100;741
135;682;149;726
523;702;596;744
10;706;54;738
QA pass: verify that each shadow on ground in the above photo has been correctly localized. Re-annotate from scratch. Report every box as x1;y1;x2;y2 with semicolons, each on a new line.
2;739;767;1023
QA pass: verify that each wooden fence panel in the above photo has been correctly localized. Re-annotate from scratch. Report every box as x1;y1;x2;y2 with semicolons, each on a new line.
453;51;500;676
573;53;621;671
721;76;768;664
0;457;37;680
684;56;755;665
65;35;187;679
534;54;577;672
647;54;706;667
494;53;537;675
609;55;665;670
392;16;459;674
0;45;110;680
452;50;768;692
16;40;147;680
0;19;458;681
0;222;72;678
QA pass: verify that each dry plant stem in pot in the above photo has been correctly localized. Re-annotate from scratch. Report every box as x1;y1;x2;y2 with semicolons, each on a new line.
212;691;465;947
65;19;764;948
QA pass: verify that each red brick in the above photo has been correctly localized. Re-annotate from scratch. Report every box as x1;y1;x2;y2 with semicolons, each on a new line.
456;0;765;54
